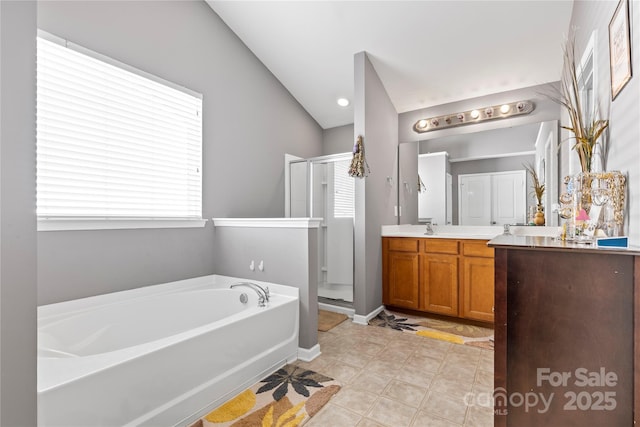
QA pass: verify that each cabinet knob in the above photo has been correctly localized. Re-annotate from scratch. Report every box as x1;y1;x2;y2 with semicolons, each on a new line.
492;306;495;312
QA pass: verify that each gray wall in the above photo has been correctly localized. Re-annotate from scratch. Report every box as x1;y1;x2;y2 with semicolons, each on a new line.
0;1;37;425
567;0;640;245
36;1;323;305
354;52;398;317
323;123;354;155
212;226;318;350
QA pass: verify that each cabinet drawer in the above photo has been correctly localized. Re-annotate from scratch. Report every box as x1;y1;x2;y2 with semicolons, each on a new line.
463;241;494;258
422;239;459;254
387;238;419;252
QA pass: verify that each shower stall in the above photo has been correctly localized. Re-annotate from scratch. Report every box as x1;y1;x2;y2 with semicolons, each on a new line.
286;153;354;305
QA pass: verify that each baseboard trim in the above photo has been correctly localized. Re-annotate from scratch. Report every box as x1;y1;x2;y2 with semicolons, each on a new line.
318;302;355;318
297;344;321;362
352;305;384;326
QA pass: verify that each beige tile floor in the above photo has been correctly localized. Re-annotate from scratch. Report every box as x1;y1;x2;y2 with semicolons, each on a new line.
295;316;494;427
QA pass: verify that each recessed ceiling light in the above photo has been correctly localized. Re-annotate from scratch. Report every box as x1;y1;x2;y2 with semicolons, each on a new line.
470;110;480;119
500;104;511;114
337;98;350;107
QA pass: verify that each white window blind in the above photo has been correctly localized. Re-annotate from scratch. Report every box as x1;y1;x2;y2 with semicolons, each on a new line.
36;33;203;222
333;161;355;218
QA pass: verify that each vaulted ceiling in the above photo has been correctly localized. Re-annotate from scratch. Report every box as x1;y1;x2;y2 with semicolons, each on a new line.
207;1;574;129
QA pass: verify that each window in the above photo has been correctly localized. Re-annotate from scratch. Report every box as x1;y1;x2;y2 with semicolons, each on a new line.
333;160;355;218
36;31;203;230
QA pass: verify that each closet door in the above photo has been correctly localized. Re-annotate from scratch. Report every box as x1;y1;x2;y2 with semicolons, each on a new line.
459;171;526;226
458;174;491;225
492;171;526;225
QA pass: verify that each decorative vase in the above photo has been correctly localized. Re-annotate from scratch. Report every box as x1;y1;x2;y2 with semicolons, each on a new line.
534;204;545;226
558;171;626;238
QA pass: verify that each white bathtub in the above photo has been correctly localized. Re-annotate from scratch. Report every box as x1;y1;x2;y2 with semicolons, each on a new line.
37;275;299;427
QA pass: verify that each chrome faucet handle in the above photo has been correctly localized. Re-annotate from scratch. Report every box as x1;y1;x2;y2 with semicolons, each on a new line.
424;218;434;235
231;282;268;306
264;286;270;301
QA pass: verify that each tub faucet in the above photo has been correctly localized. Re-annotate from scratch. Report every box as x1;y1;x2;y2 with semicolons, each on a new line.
230;282;270;307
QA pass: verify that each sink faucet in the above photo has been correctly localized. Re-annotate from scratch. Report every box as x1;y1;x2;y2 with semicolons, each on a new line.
230;282;270;307
424;218;434;235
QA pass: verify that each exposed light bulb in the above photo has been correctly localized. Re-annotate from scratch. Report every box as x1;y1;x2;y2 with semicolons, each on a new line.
337;98;350;107
412;100;534;134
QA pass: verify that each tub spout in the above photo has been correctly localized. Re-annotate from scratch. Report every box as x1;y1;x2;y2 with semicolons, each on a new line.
230;282;270;307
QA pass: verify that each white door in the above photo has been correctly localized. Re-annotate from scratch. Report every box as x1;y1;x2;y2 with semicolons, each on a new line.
459;174;491;225
459;171;526;225
418;152;448;224
492;171;526;225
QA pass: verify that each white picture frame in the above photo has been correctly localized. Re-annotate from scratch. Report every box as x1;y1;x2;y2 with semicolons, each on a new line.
608;0;632;100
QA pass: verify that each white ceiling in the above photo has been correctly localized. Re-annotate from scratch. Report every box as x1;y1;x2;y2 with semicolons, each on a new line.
207;1;574;130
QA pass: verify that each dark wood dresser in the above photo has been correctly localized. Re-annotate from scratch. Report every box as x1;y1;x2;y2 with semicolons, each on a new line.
489;235;640;426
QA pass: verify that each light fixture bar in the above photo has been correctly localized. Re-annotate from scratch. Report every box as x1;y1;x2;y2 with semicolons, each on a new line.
413;100;535;134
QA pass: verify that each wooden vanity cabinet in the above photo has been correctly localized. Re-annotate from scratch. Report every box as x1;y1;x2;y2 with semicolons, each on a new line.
383;237;494;323
383;238;420;309
420;240;459;316
460;242;495;322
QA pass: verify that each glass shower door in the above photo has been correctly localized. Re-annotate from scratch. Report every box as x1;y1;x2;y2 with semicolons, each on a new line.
287;155;354;304
313;159;354;303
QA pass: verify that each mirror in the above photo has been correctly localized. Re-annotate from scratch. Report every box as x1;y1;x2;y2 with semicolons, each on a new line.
398;120;559;227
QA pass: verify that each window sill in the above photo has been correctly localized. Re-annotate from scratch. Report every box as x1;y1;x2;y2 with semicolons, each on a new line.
37;218;208;232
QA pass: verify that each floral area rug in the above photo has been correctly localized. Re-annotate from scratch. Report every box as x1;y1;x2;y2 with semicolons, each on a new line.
370;310;494;350
189;365;341;427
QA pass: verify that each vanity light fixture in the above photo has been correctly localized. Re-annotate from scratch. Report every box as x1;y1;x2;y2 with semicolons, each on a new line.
412;100;535;134
337;98;350;107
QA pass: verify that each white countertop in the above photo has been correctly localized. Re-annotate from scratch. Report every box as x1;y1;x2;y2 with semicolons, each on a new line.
381;224;563;240
381;224;503;240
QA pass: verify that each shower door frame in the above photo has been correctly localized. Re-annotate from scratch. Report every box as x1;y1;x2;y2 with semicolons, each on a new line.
286;153;355;305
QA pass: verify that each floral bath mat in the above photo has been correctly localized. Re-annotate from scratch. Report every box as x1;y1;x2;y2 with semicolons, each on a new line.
370;310;494;350
190;365;341;427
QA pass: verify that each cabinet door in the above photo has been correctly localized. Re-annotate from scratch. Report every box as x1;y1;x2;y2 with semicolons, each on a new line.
386;251;419;309
420;254;458;316
461;256;495;322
